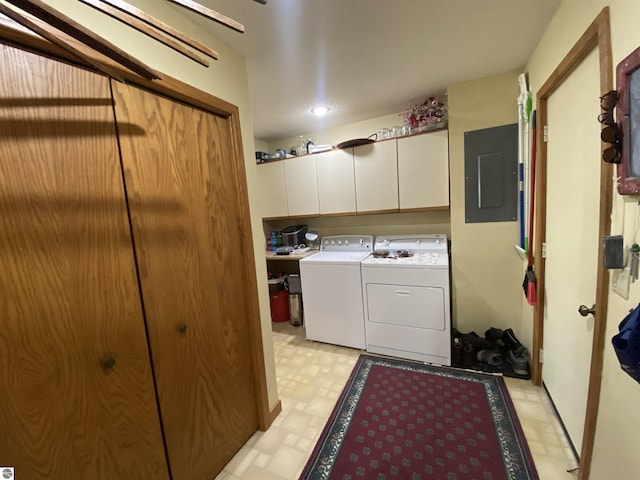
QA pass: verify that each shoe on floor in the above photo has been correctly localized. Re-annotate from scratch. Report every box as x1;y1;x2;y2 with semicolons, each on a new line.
506;349;528;375
452;337;463;365
458;331;493;351
477;349;503;367
484;327;504;341
462;342;475;368
503;328;526;356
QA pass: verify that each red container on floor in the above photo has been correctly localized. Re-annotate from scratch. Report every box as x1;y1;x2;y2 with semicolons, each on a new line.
269;290;290;322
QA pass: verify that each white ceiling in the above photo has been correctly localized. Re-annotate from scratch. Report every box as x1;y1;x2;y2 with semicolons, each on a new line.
185;0;560;143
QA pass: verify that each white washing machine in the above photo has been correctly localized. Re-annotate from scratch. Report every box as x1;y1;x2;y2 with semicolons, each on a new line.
361;234;451;365
299;235;373;349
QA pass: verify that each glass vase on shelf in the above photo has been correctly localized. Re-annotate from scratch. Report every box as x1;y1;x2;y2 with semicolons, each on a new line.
419;116;444;132
296;135;306;155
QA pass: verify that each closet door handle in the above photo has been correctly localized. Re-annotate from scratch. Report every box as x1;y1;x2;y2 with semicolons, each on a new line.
102;357;116;370
177;323;188;334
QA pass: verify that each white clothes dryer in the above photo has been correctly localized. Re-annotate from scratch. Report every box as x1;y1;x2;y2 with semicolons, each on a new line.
299;235;373;349
361;234;451;365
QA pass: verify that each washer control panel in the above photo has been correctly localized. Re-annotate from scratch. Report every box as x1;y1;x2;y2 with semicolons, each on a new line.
373;234;448;253
320;235;373;252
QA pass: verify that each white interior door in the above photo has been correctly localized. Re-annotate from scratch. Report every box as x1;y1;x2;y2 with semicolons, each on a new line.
543;48;600;453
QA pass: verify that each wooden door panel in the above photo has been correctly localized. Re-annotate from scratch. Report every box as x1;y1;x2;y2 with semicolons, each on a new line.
112;82;258;480
543;48;601;453
0;45;168;479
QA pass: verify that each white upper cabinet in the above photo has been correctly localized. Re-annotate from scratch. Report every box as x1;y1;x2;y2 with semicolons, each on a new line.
397;130;450;209
256;130;450;219
256;161;288;218
284;155;320;216
315;149;356;215
354;140;399;213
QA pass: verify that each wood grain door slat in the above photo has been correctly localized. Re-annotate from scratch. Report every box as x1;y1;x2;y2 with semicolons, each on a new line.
0;43;169;480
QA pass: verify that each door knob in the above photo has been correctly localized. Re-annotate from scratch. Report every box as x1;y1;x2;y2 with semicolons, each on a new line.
578;304;596;317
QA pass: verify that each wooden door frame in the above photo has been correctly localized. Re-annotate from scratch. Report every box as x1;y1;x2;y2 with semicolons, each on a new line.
530;7;612;479
0;20;276;431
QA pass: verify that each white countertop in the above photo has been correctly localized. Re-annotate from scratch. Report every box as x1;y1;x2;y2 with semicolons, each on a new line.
265;248;319;260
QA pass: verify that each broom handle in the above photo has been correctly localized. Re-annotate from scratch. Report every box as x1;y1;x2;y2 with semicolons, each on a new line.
528;111;537;267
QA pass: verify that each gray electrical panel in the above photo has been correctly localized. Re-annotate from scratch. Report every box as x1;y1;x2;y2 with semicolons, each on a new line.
464;124;518;223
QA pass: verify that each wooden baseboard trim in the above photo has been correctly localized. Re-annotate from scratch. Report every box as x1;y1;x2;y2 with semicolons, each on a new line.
262;400;282;431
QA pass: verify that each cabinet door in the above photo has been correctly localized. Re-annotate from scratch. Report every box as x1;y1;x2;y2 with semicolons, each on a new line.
397;131;450;209
284;155;320;216
0;45;168;479
257;161;288;218
354;140;399;213
112;83;258;480
316;149;356;214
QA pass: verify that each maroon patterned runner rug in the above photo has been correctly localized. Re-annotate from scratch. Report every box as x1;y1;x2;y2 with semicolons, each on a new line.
300;354;538;480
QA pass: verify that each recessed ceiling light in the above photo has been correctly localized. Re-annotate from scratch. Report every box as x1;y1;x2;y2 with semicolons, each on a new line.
311;105;330;116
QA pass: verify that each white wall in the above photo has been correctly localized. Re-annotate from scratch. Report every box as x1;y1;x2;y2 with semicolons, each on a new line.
267;112;408;153
255;139;270;153
526;0;640;476
38;0;279;410
447;71;523;336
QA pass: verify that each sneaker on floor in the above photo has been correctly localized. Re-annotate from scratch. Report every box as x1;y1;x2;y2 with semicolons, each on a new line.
503;328;526;356
506;349;528;375
477;349;503;367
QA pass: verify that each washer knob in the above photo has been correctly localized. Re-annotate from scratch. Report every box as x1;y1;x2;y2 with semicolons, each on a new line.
383;239;390;246
345;240;350;245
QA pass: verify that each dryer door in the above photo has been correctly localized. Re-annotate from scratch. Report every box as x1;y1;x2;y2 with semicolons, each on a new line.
364;282;450;364
366;284;446;330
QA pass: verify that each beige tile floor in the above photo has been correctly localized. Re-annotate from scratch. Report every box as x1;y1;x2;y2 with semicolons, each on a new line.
215;322;579;479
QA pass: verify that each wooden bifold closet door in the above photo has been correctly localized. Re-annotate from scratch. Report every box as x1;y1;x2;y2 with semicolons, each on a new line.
111;82;259;480
0;45;169;479
0;39;261;480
